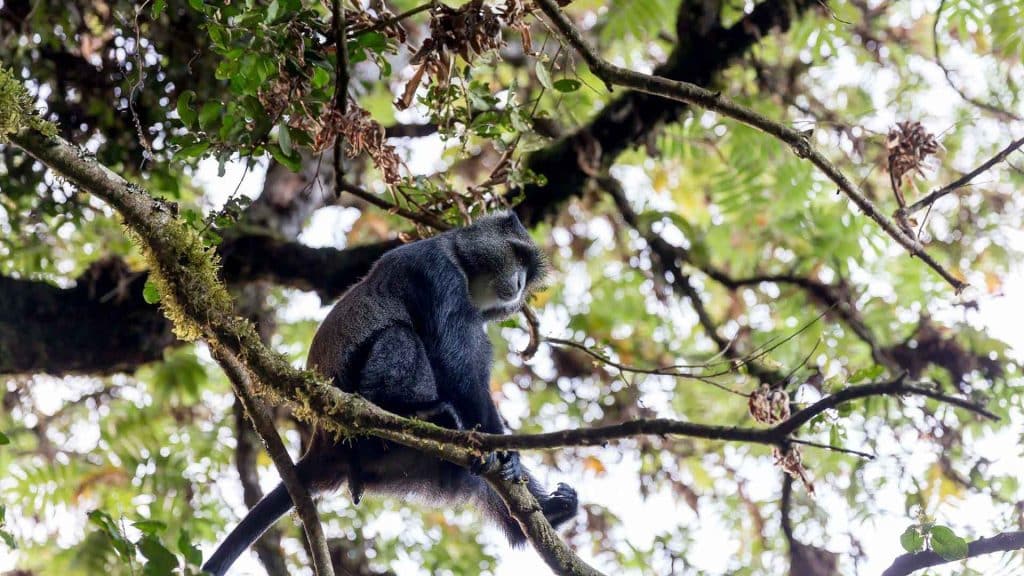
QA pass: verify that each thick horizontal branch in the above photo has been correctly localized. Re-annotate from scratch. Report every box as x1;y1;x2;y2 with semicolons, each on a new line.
0;263;176;375
218;234;398;301
514;0;817;226
0;237;396;376
534;0;965;292
881;531;1024;576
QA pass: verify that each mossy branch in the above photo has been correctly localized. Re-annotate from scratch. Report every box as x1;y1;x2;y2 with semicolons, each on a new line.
8;125;602;576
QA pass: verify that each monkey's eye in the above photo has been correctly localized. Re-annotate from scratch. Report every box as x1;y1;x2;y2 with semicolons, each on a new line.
510;242;539;278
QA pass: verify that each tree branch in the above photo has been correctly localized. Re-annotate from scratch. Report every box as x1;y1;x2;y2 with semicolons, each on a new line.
332;0;350;198
515;0;818;226
899;136;1024;217
0;238;398;376
533;0;965;292
336;181;451;230
881;531;1024;576
9;126;602;576
215;349;335;576
233;397;291;576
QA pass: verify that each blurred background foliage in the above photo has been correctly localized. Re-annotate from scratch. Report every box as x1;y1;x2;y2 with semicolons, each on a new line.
2;0;1024;574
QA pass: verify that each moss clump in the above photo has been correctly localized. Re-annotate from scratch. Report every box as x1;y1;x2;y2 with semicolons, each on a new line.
0;66;57;142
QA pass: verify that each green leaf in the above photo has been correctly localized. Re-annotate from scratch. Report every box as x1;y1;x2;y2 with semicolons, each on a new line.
535;61;554;91
829;424;840;447
849;364;885;384
269;143;301;171
266;0;281;23
900;526;924;553
312;66;331;89
929;525;968;561
132;519;167;535
139;534;178;576
88;510;133;557
176;140;211;159
152;0;166;19
0;431;9;445
278;123;293;155
553;78;582;93
176;91;197;127
199;101;222;131
0;529;15;550
177;530;203;566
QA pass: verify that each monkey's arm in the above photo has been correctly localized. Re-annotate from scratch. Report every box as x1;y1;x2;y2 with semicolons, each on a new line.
358;325;449;416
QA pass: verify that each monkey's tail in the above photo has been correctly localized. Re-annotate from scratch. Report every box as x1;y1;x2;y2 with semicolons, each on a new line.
201;482;294;576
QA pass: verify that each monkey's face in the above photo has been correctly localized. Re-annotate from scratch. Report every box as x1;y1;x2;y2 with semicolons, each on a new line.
454;212;547;321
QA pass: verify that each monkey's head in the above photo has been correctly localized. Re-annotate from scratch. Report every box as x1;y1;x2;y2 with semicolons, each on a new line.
451;211;547;321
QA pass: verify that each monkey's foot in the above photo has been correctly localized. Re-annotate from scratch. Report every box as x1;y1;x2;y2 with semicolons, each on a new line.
541;483;578;528
470;451;525;482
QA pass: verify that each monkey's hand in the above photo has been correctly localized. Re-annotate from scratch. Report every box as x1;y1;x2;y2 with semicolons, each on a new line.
541;483;578;528
470;450;526;482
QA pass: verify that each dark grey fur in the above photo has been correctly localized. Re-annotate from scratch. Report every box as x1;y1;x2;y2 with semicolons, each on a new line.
202;212;578;576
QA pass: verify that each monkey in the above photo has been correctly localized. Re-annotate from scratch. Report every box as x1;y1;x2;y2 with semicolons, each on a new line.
202;211;578;576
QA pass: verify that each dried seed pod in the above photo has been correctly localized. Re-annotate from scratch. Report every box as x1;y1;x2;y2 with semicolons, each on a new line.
887;121;942;207
748;383;791;425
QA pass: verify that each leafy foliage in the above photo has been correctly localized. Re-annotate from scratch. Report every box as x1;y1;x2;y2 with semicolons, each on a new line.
1;0;1023;575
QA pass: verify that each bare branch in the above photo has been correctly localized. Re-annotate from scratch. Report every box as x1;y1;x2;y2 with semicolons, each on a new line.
337;180;451;230
881;531;1024;576
900;136;1024;217
533;0;966;292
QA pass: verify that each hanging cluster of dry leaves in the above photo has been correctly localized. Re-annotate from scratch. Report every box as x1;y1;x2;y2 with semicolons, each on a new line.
748;383;791;425
317;107;403;184
886;120;942;208
397;0;534;109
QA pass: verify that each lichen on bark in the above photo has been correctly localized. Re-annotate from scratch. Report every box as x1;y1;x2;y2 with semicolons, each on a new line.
0;66;57;141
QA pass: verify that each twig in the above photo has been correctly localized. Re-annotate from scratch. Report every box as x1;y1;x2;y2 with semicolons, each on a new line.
774;373;998;437
881;531;1024;576
900;136;1024;217
543;337;749;396
519;305;541;360
337;180;451;230
788;438;874;459
213;349;335;576
533;0;966;292
358;2;433;36
931;0;1022;123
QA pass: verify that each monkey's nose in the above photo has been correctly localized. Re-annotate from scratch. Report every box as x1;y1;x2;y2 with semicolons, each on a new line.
515;269;526;296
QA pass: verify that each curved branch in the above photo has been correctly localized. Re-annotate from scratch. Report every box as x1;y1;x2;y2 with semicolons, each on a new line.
900;136;1024;217
881;531;1024;576
515;0;817;226
533;0;965;292
215;349;334;576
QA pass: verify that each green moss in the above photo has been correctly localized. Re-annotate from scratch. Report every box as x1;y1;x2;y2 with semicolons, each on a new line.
0;66;57;142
